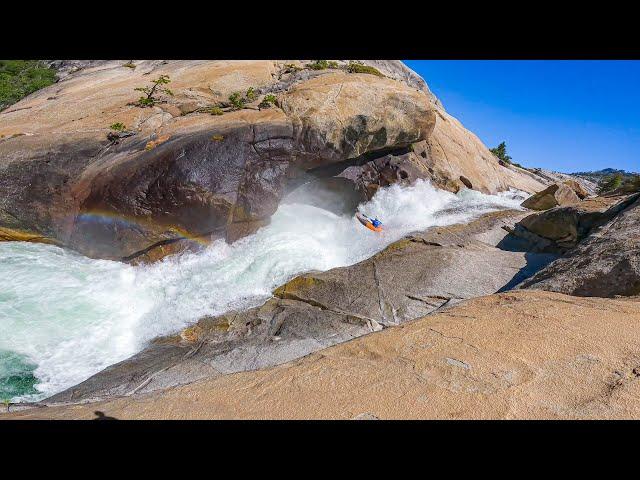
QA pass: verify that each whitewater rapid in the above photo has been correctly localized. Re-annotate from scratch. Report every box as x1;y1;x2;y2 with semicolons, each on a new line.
0;180;527;401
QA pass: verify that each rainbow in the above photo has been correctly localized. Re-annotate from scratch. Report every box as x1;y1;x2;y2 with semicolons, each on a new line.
74;210;213;247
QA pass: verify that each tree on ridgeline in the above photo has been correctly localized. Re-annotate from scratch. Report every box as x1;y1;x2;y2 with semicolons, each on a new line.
490;141;512;164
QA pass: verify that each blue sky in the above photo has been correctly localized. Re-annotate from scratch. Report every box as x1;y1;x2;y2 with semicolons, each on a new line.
403;60;639;173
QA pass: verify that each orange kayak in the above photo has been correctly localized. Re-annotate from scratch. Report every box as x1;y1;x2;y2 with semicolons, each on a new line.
356;212;383;232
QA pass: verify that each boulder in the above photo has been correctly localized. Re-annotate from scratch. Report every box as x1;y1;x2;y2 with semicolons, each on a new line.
520;194;640;297
563;179;590;199
506;194;636;253
336;148;430;200
521;182;582;210
526;168;598;196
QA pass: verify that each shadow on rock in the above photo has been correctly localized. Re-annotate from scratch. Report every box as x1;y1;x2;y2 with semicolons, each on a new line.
496;233;559;292
92;410;118;421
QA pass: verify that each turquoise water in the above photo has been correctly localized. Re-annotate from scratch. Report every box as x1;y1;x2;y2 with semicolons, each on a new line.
0;350;38;401
0;181;527;402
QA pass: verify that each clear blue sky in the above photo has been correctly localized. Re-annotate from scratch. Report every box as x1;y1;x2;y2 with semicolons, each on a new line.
403;60;639;173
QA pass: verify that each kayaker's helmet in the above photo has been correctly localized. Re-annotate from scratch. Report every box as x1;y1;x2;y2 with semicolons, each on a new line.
372;219;382;227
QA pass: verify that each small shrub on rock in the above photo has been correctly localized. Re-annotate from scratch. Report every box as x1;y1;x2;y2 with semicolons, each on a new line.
134;75;173;108
258;94;277;109
308;60;330;70
228;92;246;110
346;62;383;77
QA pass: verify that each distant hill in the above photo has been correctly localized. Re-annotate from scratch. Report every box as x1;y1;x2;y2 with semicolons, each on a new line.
571;168;639;194
572;168;638;184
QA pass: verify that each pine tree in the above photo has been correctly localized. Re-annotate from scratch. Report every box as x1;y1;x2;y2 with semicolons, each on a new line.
490;141;512;164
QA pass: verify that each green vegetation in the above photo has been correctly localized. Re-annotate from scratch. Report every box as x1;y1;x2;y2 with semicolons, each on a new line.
109;122;126;132
308;60;342;71
596;173;640;194
208;106;224;115
134;75;173;107
597;173;624;194
346;62;383;77
308;60;330;70
0;60;57;111
490;141;513;164
228;92;246;110
258;94;277;109
246;87;256;101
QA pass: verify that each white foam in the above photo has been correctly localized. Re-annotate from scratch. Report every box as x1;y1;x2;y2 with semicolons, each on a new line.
0;180;527;400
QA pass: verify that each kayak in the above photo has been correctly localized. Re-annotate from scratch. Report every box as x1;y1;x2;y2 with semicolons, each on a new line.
355;211;383;232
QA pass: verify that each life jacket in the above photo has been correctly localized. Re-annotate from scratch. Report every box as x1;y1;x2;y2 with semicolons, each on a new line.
356;212;383;232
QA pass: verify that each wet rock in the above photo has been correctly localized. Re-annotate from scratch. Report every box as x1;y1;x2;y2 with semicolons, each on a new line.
282;177;366;215
336;149;431;199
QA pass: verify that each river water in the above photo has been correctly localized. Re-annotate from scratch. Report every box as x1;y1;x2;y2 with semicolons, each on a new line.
0;180;527;401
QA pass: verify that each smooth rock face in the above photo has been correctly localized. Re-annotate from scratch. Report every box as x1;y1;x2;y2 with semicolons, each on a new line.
44;210;556;403
7;291;640;420
425;109;548;194
1;60;548;261
521;182;581;210
521;195;640;297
